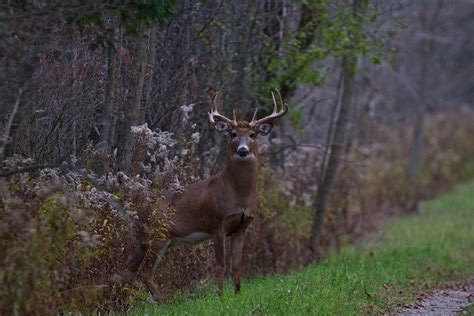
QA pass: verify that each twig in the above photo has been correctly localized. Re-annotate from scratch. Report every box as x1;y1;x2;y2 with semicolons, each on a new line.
0;163;58;178
0;87;23;161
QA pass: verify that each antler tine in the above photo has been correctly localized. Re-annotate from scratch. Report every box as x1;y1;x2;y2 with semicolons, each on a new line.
271;91;278;114
208;107;236;126
250;89;288;126
276;89;285;112
208;92;237;126
251;108;258;122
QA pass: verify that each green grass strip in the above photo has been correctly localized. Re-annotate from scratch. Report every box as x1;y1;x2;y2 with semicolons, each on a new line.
132;182;474;315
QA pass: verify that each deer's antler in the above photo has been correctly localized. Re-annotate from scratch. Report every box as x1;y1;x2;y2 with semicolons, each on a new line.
249;89;288;127
208;92;237;126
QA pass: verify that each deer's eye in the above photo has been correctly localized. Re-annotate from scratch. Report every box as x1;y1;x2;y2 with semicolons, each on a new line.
249;133;256;139
231;132;237;139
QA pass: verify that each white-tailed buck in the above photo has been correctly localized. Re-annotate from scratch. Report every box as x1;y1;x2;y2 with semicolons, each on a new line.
115;91;288;302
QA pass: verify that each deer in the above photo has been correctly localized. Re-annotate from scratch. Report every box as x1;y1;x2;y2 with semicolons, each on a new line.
113;91;288;302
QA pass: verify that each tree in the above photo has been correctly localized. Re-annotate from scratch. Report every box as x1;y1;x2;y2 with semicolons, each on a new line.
120;26;150;172
406;0;438;210
308;0;369;260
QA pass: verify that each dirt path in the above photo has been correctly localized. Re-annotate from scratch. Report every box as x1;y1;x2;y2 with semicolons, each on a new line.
396;280;474;315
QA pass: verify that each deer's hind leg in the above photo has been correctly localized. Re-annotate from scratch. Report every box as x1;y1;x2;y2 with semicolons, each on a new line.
111;227;147;285
118;242;146;284
140;239;171;302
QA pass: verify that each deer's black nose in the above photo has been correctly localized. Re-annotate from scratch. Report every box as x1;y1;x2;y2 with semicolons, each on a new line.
237;147;250;157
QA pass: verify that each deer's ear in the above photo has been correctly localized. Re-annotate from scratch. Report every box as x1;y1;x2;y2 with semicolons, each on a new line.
215;121;231;132
257;122;273;135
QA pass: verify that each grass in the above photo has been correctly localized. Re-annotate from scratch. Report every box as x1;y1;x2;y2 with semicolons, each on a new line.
464;303;474;316
132;182;474;315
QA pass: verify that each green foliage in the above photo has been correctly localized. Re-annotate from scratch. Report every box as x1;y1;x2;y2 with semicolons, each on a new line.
74;0;175;31
288;107;305;133
253;0;385;99
70;0;176;50
464;303;474;315
132;182;474;315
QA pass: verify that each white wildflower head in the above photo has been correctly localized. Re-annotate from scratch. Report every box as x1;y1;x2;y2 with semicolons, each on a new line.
191;132;201;144
131;123;158;149
78;231;102;248
180;103;194;124
2;155;35;171
69;155;78;167
144;130;177;165
170;175;184;193
155;130;177;150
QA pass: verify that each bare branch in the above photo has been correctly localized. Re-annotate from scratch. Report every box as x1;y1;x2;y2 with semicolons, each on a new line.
0;87;23;161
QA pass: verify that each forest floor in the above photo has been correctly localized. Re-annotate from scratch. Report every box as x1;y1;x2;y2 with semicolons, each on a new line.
131;182;474;315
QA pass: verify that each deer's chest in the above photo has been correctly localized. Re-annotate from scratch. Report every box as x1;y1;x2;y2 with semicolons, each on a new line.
223;195;256;217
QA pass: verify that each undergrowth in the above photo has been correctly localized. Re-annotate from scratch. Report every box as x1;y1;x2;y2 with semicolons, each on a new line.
1;111;473;313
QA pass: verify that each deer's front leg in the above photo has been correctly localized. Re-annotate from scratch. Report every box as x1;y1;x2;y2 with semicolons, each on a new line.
230;216;252;293
213;230;226;294
230;230;245;293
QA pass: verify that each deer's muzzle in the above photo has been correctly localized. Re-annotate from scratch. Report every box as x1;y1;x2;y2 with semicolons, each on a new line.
237;145;250;157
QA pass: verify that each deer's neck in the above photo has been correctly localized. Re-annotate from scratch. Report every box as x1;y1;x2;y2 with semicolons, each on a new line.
222;156;258;199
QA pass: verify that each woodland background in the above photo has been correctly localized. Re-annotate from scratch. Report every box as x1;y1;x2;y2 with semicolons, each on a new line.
1;0;473;313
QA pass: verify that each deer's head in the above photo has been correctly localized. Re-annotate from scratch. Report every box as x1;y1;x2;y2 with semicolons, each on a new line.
208;91;288;161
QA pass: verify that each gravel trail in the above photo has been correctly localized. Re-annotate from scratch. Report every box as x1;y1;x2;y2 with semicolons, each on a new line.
397;280;474;315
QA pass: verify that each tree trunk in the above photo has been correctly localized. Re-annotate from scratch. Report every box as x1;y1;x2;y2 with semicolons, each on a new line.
407;0;431;208
308;56;356;260
308;0;366;262
100;48;116;150
140;26;157;123
96;47;117;175
319;59;345;182
121;26;149;172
